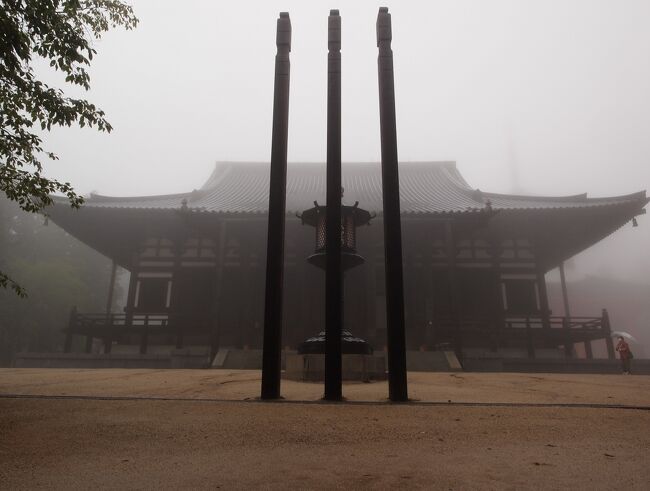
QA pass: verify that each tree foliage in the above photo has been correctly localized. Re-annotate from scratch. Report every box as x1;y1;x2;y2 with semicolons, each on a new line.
0;196;122;365
0;0;137;295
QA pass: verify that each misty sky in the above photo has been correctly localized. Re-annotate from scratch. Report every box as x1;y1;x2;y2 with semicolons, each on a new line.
37;0;650;283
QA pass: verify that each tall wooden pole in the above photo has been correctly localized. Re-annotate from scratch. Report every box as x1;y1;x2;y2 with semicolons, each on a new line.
376;7;408;402
324;10;343;401
261;12;291;400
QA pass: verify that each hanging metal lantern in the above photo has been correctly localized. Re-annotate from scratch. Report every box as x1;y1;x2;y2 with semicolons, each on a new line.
298;200;373;271
297;199;374;355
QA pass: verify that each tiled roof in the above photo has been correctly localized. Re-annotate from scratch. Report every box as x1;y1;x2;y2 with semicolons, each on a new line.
77;161;647;215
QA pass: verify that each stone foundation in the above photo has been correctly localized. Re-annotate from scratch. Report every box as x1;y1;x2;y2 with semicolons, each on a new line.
283;353;386;382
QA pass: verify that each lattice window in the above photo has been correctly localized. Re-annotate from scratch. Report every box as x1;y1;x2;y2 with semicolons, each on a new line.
140;238;174;258
500;239;534;260
182;237;216;258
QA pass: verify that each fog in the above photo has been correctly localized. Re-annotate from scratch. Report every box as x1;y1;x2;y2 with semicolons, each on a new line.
38;0;650;284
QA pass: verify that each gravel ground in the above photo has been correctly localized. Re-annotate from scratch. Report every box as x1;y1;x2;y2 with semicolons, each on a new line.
1;369;649;490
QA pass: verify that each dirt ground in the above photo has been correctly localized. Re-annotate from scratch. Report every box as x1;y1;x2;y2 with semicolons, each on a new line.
1;369;649;490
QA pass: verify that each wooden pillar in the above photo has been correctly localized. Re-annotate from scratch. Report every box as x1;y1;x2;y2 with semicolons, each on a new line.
413;260;427;349
445;221;463;363
489;240;503;352
562;317;572;358
365;253;377;345
261;13;291;400
84;332;93;354
236;238;250;348
119;265;138;355
324;10;343;401
105;260;118;315
175;326;184;350
103;333;112;354
536;266;551;332
584;337;594;359
169;234;184;352
602;308;615;360
211;220;227;358
559;262;571;318
95;259;117;354
63;306;77;353
139;315;149;354
377;7;408;402
559;262;573;358
125;265;138;327
424;260;438;349
525;316;535;358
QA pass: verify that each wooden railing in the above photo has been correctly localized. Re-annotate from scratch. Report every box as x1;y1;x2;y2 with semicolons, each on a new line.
63;310;214;355
429;310;615;359
432;314;604;332
63;308;615;360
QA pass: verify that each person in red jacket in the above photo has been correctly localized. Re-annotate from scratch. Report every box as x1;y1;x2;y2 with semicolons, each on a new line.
615;336;632;374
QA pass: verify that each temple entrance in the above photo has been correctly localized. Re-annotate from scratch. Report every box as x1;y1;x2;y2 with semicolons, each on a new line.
172;268;216;340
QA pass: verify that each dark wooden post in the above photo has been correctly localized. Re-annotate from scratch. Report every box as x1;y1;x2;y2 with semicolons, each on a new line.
562;317;572;358
559;262;576;357
559;262;573;358
124;264;138;329
211;220;227;359
84;330;93;353
63;306;77;353
105;260;117;315
118;265;138;355
175;321;184;350
559;262;571;318
324;10;343;401
377;7;408;402
445;221;463;363
536;266;551;331
602;308;615;359
261;12;291;400
94;259;117;354
489;240;503;352
525;316;535;358
140;315;149;355
584;338;594;359
560;261;592;358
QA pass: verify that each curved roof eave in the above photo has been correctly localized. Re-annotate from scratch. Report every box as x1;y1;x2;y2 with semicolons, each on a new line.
47;161;648;216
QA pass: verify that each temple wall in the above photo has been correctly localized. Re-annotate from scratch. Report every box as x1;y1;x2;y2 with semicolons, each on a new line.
113;215;555;353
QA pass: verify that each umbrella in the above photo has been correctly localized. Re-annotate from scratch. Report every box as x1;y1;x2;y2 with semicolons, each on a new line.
610;331;638;343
